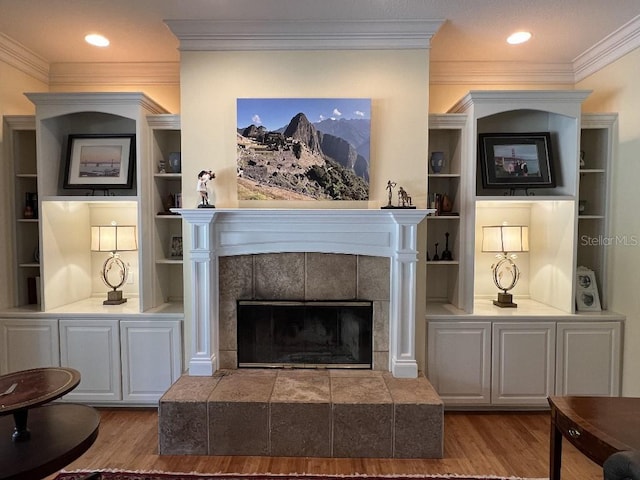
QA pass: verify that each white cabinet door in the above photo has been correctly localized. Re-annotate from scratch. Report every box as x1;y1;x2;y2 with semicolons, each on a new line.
0;319;59;374
59;319;122;402
556;321;621;396
427;321;491;405
120;320;182;403
491;322;556;406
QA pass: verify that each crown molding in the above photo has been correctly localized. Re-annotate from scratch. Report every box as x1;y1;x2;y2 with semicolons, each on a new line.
430;61;575;85
573;15;640;82
0;33;49;83
49;62;180;86
165;19;443;50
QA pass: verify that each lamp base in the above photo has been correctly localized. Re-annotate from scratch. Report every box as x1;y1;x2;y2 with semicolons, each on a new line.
103;290;127;305
493;292;517;308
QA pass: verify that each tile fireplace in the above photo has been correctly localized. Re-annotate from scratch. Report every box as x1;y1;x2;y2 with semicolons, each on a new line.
177;208;430;378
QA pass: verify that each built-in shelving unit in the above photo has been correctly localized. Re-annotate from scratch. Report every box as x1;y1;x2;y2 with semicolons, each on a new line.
426;114;467;311
0;94;184;405
3;116;40;309
148;114;183;307
577;113;617;310
426;91;623;408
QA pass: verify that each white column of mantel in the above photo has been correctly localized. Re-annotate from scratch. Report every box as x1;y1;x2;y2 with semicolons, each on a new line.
388;211;428;378
175;209;219;376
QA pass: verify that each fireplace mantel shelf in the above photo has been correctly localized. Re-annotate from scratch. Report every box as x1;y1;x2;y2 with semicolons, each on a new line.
176;207;433;379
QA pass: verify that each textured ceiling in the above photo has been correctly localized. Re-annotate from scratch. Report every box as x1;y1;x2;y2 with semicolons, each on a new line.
0;0;639;66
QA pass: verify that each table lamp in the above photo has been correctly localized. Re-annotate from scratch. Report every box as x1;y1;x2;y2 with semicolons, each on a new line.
481;224;529;308
91;223;137;305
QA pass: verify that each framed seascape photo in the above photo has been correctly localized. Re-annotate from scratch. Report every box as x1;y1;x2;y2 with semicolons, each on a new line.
169;235;183;259
64;134;135;189
478;132;555;190
575;267;601;311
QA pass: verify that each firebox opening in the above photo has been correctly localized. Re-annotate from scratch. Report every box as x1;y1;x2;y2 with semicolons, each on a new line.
237;300;373;369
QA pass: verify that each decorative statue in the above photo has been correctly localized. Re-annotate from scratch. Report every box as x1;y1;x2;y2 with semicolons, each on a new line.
386;180;397;207
398;187;412;207
197;170;216;208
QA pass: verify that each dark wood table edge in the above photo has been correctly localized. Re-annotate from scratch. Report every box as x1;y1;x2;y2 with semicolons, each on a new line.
0;403;100;480
548;396;640;480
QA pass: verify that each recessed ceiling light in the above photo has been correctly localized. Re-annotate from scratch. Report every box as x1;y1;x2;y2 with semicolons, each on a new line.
507;31;532;45
85;33;110;47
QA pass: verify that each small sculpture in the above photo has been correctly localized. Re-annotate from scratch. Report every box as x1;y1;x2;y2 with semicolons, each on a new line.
433;242;440;261
197;170;216;208
382;180;415;209
441;232;453;261
386;180;397;207
398;187;412;207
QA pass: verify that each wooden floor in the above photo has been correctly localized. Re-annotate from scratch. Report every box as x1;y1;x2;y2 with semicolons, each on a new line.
47;408;602;480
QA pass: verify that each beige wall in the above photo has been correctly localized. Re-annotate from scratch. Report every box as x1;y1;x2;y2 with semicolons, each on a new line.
578;48;640;396
180;49;430;209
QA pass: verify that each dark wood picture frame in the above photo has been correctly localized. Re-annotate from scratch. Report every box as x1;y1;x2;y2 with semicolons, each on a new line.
478;132;555;189
64;134;135;189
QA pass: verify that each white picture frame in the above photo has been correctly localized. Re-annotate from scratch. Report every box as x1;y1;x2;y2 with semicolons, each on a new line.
575;267;601;311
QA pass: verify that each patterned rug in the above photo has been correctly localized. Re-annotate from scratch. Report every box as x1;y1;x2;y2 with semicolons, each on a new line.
55;471;546;480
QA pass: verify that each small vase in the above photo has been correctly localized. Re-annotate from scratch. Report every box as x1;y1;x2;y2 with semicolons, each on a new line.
430;151;445;174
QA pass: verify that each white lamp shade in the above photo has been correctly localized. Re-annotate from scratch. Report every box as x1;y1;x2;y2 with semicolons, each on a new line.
482;225;529;253
91;225;137;252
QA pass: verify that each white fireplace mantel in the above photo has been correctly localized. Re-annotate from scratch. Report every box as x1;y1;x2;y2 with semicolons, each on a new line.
176;208;431;378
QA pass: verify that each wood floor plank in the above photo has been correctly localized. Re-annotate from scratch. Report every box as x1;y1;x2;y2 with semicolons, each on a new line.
44;408;603;480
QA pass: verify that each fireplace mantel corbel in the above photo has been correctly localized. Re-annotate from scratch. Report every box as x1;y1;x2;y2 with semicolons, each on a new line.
175;208;432;378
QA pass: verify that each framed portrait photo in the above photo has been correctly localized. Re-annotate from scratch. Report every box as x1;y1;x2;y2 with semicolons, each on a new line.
169;235;183;259
64;134;135;189
478;132;555;190
575;267;601;311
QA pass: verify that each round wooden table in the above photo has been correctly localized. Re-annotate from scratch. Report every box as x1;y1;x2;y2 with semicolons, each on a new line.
0;403;100;480
0;367;81;441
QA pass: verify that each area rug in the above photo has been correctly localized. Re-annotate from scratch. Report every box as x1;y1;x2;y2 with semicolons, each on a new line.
55;471;547;480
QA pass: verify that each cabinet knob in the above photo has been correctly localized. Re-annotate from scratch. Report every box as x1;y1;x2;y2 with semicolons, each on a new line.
568;428;581;438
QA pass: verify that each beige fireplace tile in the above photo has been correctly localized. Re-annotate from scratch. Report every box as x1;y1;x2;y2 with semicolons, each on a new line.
372;300;389;352
255;253;305;300
305;253;356;300
271;370;330;402
328;369;382;378
270;402;331;457
158;375;220;455
393;402;444;458
218;350;237;369
209;401;270;456
219;255;254;301
382;372;444;404
383;372;444;458
330;375;391;403
218;300;237;351
332;403;393;457
357;255;390;301
373;351;389;371
208;370;276;456
209;369;277;402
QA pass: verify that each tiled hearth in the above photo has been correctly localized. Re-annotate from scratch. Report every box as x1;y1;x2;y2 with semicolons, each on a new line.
159;369;443;458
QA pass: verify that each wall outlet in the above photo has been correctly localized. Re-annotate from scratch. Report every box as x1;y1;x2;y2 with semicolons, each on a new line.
127;271;134;284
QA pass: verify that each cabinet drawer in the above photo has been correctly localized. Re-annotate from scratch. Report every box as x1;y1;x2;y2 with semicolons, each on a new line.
554;410;616;465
